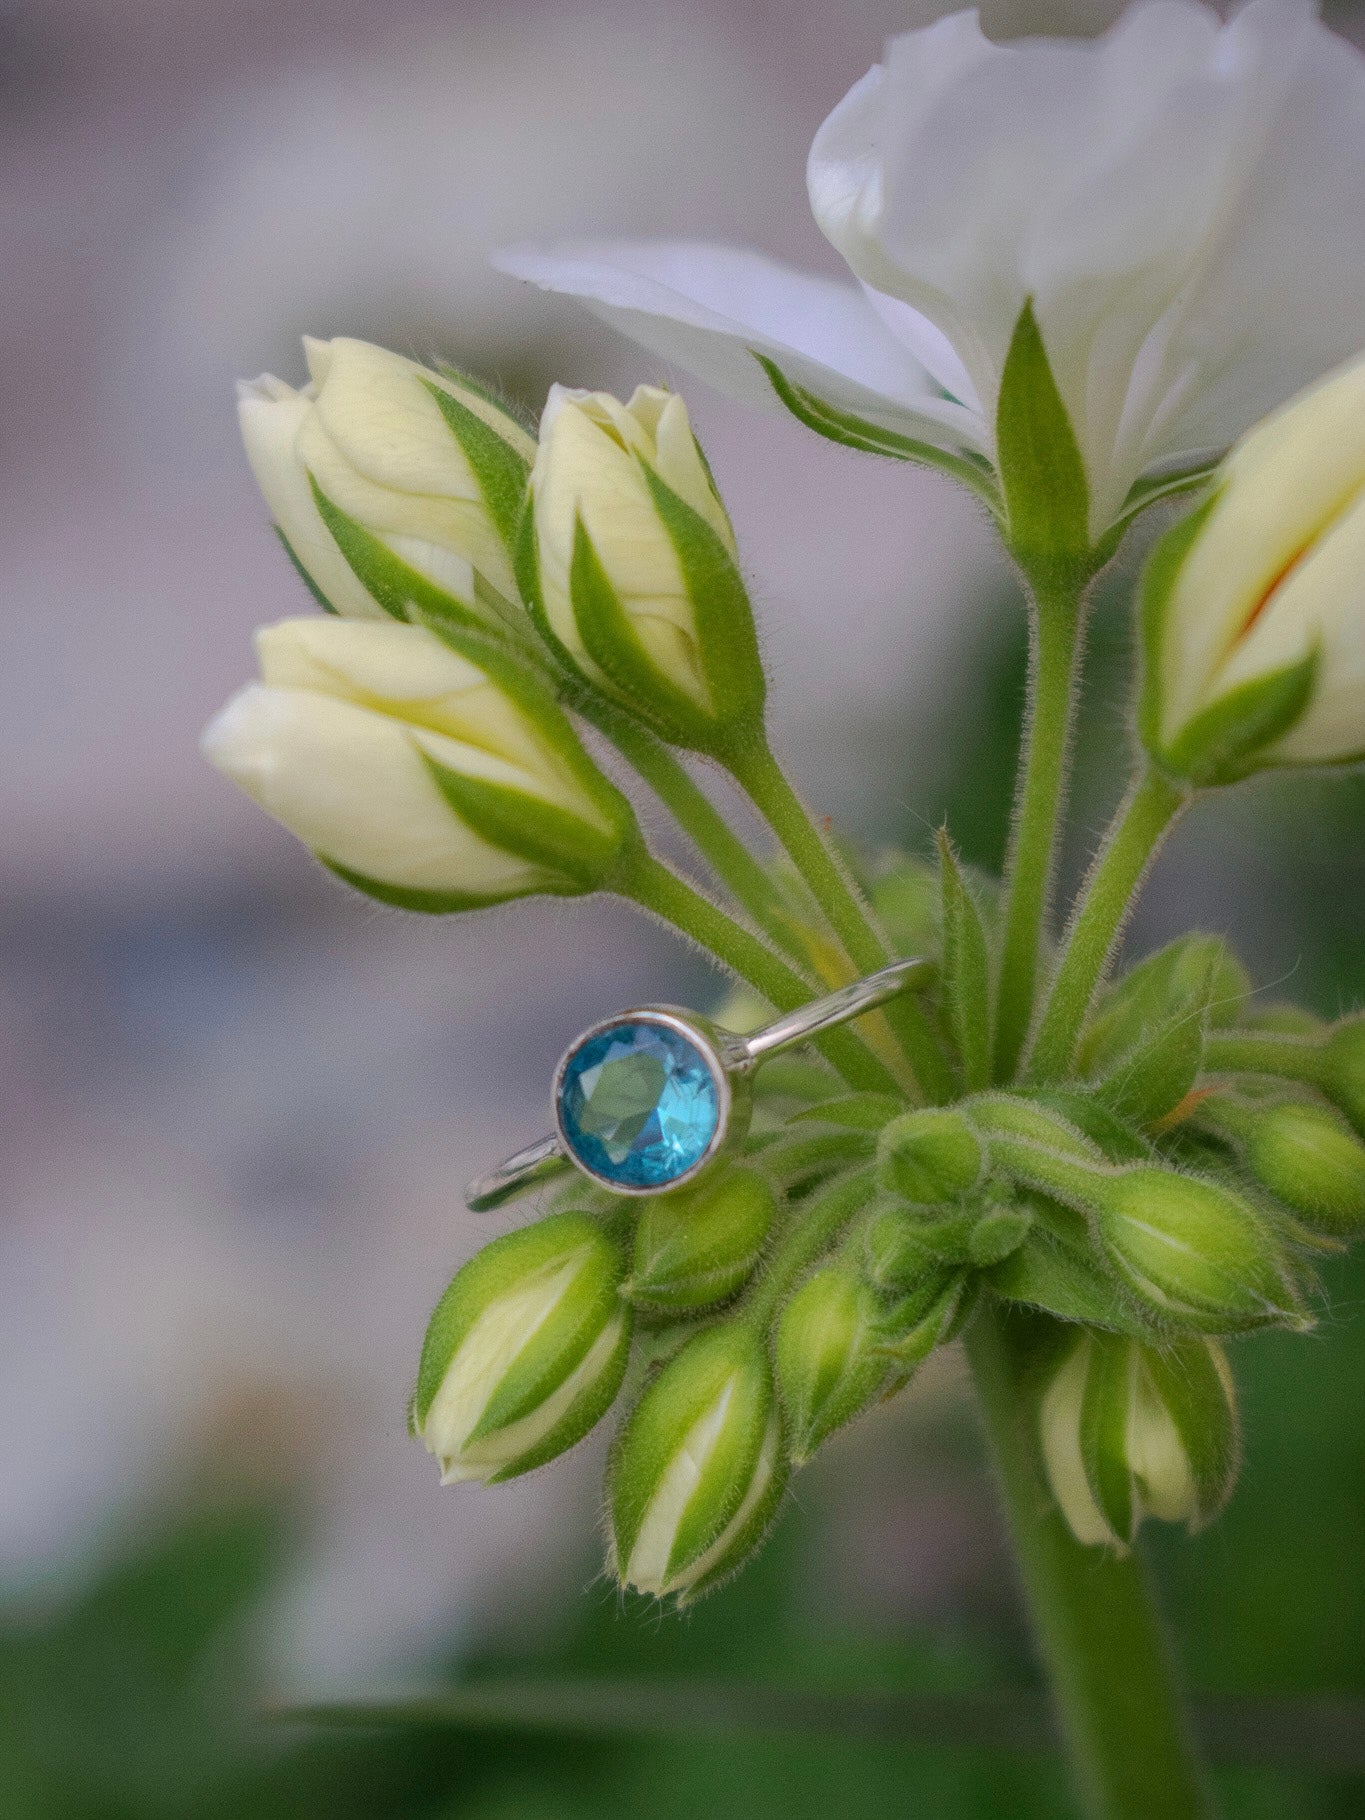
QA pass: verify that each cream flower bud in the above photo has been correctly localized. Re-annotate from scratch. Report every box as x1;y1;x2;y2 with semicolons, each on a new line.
1141;353;1365;785
239;337;535;636
1040;1330;1239;1552
413;1212;631;1485
522;384;765;751
201;617;633;909
609;1322;784;1604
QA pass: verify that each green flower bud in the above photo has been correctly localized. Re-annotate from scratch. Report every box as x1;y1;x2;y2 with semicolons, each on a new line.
239;337;535;637
967;1201;1034;1267
1092;1169;1302;1333
1079;935;1248;1075
863;1203;974;1285
878;1109;985;1204
1040;1330;1240;1550
521;384;765;754
609;1323;784;1603
1238;1099;1365;1236
202;616;635;911
1323;1015;1365;1138
626;1169;775;1312
775;1266;887;1463
413;1212;631;1485
966;1094;1103;1162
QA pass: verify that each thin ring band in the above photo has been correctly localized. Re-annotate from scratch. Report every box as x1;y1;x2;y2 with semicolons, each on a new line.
466;956;933;1212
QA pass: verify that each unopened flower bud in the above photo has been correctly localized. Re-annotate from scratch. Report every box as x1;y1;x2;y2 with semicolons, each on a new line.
1322;1016;1365;1139
1080;935;1247;1076
966;1093;1102;1162
239;338;535;635
202;616;634;909
413;1212;630;1485
863;1203;973;1285
1040;1330;1239;1550
609;1322;784;1603
1140;352;1365;785
775;1266;887;1463
522;384;765;753
878;1109;985;1204
627;1168;775;1311
1231;1098;1365;1237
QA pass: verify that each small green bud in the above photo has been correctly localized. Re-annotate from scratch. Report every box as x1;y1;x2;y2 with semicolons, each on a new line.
1247;1002;1326;1037
1242;1100;1365;1236
775;1267;887;1463
875;1270;972;1374
1080;935;1248;1075
609;1322;784;1603
1323;1015;1365;1138
627;1168;775;1311
1092;1168;1303;1333
862;1203;971;1286
966;1201;1034;1267
967;1093;1103;1162
413;1212;630;1484
878;1109;985;1204
1040;1330;1240;1550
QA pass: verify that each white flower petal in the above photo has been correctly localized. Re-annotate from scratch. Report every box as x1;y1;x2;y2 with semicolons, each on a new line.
495;237;985;450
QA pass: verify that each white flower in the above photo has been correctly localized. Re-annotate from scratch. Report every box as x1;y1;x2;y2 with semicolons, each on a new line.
238;337;535;626
201;616;629;903
1143;351;1365;775
497;1;1365;542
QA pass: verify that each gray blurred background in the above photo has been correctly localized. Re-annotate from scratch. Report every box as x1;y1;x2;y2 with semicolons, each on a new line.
2;6;1363;1801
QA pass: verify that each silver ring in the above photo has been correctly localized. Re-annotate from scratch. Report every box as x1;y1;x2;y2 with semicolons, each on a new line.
465;957;932;1212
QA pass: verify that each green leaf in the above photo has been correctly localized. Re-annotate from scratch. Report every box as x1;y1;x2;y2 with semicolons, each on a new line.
641;462;766;733
1093;994;1208;1129
789;1092;903;1131
995;301;1090;569
938;829;992;1091
752;352;1003;516
421;378;532;555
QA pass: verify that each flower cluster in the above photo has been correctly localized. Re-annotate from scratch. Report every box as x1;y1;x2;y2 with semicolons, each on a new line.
205;0;1365;1612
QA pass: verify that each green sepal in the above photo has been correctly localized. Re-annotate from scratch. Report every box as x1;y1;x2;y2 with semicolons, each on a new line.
873;1269;971;1370
275;525;339;613
641;461;767;735
413;1212;624;1431
966;1092;1103;1162
1093;458;1220;566
673;1448;789;1608
1161;648;1319;787
568;514;714;743
789;1092;904;1132
421;378;532;554
421;759;616;891
322;857;563;915
1078;1331;1139;1544
995;300;1090;573
627;1169;775;1312
309;476;519;641
482;1311;632;1484
967;1202;1034;1267
986;1223;1153;1336
751;352;1003;517
1079;934;1249;1074
609;1322;776;1589
1092;995;1207;1129
1141;1338;1240;1528
1028;1090;1153;1164
938;829;992;1091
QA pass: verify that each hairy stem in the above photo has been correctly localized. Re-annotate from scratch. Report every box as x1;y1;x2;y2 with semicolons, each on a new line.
967;1304;1214;1820
726;739;951;1102
615;848;898;1096
993;567;1090;1082
579;700;816;972
1028;768;1188;1083
1202;1029;1327;1085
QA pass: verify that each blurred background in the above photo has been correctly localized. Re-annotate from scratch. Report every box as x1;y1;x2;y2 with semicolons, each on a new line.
2;0;1363;1813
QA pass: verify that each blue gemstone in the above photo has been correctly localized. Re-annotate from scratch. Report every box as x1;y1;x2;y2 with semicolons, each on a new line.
558;1019;721;1190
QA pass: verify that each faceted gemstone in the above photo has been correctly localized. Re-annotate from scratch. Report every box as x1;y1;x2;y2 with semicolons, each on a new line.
558;1019;721;1189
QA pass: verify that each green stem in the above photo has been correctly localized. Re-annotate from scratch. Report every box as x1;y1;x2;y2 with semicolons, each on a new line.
745;1169;878;1326
726;739;952;1102
966;1304;1214;1820
1027;768;1188;1084
993;568;1089;1083
579;700;816;972
615;848;898;1097
1202;1029;1327;1085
